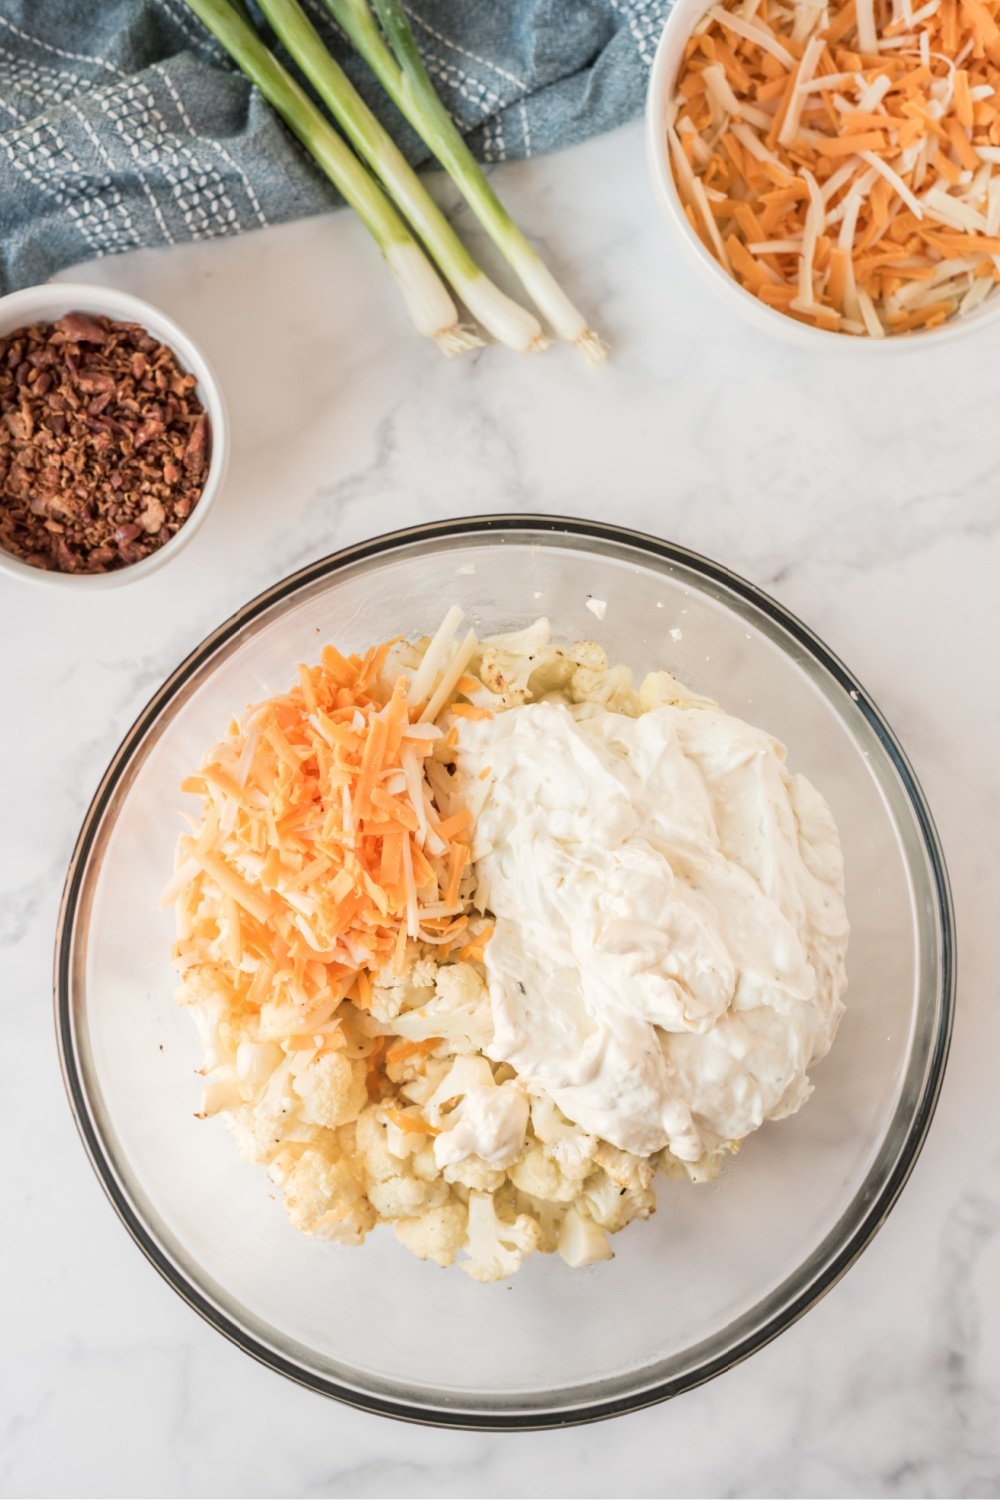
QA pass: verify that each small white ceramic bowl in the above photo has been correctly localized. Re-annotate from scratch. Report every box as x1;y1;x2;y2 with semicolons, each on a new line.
0;282;228;588
645;0;1000;351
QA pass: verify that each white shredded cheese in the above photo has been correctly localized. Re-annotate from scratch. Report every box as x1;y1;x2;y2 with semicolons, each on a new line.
798;169;826;307
987;177;1000;235
690;173;732;270
855;0;879;52
959;276;994;315
797;71;864;92
748;238;805;252
778;36;828;147
821;160;863;205
708;4;795;65
858;150;926;218
922;187;990;232
702;62;744;118
857;73;893;112
730;120;792;176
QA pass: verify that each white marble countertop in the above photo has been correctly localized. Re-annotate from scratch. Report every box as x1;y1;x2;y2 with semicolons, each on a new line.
2;116;998;1499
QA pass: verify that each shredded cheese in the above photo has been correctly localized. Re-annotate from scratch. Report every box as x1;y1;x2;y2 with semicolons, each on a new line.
164;617;490;1031
669;0;1000;334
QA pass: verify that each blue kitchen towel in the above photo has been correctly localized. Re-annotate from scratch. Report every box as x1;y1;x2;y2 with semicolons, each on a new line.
0;0;667;293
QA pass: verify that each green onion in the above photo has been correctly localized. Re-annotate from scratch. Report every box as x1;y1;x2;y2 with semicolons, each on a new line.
323;0;609;363
255;0;546;352
183;0;480;354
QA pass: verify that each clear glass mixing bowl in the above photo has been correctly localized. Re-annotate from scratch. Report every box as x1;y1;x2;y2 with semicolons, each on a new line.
55;517;954;1428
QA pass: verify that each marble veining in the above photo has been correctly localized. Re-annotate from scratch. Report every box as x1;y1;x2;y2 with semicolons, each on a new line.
1;119;998;1498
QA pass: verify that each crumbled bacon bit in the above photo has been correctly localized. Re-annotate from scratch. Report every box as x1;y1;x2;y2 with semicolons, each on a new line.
0;312;210;573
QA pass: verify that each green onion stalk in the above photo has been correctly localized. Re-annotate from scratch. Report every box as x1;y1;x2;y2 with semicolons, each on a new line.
323;0;609;363
256;0;546;351
183;0;480;354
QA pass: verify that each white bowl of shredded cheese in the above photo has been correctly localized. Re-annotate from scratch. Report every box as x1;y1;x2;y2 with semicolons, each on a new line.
646;0;1000;346
56;517;954;1427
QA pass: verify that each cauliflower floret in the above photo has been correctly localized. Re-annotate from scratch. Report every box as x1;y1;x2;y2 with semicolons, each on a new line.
509;1146;583;1204
638;670;716;714
370;955;438;1024
235;1037;284;1093
224;1052;304;1159
395;1200;469;1268
654;1144;727;1184
176;962;238;1012
394;1056;451;1105
594;1141;656;1194
425;1055;495;1117
292;1051;368;1129
197;1067;244;1118
546;1132;598;1177
461;1190;541;1282
392;962;493;1052
354;1105;447;1219
475;652;534;709
530;1095;572;1143
436;1080;528;1168
530;1097;599;1177
472;620;558;708
380;638;424;695
581;1168;656;1232
510;1191;565;1253
180;983;233;1074
529;655;576;698
355;1104;406;1183
256;994;312;1041
570;662;638;714
368;1173;447;1218
442;1157;506;1193
383;1113;424;1161
410;1140;443;1182
557;1207;614;1268
273;1148;374;1245
569;639;608;673
434;961;490;1012
425;1055;529;1170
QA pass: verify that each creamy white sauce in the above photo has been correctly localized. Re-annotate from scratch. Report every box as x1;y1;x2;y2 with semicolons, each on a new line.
433;1081;529;1170
454;699;848;1162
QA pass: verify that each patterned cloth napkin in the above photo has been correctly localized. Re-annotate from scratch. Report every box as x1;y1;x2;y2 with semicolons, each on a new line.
0;0;667;293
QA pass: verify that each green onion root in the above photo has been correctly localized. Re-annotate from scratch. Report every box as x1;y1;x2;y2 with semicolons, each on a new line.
325;0;608;362
183;0;480;354
256;0;546;351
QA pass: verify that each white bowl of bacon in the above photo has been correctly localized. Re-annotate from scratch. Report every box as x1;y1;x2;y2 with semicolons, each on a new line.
646;0;1000;345
0;282;228;586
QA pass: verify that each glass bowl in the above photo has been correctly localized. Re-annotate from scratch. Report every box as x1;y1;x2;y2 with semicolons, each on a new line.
55;516;954;1428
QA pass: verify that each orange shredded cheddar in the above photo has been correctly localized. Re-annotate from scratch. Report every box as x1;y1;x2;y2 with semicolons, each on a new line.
448;702;492;720
166;621;485;1027
385;1036;443;1066
365;1036;388;1098
385;1109;440;1136
457;922;495;964
669;0;1000;335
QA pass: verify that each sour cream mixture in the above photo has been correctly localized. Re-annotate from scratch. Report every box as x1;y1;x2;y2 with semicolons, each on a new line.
454;699;849;1162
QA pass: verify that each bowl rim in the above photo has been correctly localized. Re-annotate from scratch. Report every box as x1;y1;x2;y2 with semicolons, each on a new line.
53;514;956;1429
0;281;229;589
644;0;1000;351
